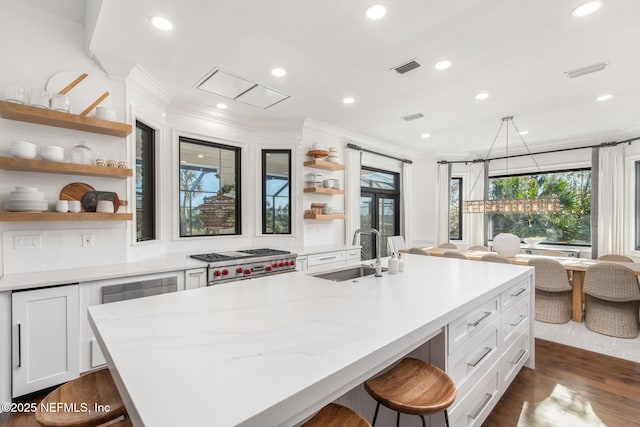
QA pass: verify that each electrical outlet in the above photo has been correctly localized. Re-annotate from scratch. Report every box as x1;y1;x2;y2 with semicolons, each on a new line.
14;235;41;249
82;234;94;248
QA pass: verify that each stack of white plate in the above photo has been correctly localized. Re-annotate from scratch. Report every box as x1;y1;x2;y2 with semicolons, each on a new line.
327;147;341;163
5;186;48;212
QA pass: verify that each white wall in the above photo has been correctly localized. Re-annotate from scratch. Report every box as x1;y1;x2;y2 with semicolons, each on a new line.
410;152;438;248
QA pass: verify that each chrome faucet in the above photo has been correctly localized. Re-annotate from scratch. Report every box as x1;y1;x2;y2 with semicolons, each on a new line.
352;228;382;277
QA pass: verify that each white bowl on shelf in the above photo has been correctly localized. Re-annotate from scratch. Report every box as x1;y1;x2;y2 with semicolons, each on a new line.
39;145;64;162
5;199;48;212
8;191;45;201
14;186;38;192
327;157;341;163
10;141;37;159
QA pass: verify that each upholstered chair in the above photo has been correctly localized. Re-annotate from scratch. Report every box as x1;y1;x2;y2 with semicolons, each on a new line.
442;250;470;260
387;236;406;254
469;245;490;251
539;250;569;257
481;253;512;264
438;243;458;249
528;258;572;323
408;247;430;256
597;254;633;263
583;263;640;338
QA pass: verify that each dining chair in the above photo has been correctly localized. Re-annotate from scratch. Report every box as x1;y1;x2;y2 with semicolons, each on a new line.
481;253;512;264
539;250;569;257
583;263;640;338
597;254;633;262
409;247;430;256
442;250;469;260
438;243;458;249
387;236;406;254
468;245;490;251
528;258;572;323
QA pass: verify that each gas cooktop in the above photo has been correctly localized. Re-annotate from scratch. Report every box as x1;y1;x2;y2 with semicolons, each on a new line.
190;248;291;263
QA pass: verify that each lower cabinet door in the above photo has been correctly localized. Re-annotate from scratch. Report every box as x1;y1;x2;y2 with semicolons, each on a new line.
185;268;207;290
12;285;80;397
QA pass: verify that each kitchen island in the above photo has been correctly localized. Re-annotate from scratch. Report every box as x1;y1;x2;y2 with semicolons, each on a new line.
89;254;534;427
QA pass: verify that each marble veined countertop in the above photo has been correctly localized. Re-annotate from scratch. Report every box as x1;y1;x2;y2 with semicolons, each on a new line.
89;254;532;427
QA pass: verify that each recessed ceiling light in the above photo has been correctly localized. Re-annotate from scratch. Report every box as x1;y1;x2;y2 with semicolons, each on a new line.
572;1;602;17
150;16;173;31
197;154;204;159
519;130;529;136
365;4;387;20
597;93;613;101
434;60;452;70
343;97;355;104
271;68;287;77
475;92;490;100
421;133;431;139
216;103;228;109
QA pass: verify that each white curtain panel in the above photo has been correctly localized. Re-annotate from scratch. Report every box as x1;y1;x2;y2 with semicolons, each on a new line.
466;162;486;245
401;161;413;246
597;145;625;255
436;163;451;245
344;148;362;245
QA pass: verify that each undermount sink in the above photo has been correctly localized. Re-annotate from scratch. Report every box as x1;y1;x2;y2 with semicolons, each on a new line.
313;265;387;282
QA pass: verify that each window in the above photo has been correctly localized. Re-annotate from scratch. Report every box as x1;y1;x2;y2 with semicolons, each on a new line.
635;161;640;250
135;121;155;242
179;137;241;237
360;168;400;259
488;169;591;245
262;150;291;234
449;177;462;240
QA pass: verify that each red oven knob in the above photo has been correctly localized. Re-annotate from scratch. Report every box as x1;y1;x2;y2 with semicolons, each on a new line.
214;270;222;277
266;265;273;272
272;263;278;268
244;268;252;275
279;262;284;267
236;267;244;274
222;269;229;276
288;260;295;266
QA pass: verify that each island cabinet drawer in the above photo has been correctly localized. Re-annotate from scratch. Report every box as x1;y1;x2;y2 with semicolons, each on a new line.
448;361;501;427
448;296;500;354
307;251;345;267
500;298;530;349
449;320;500;389
500;329;530;390
345;249;360;261
501;279;530;312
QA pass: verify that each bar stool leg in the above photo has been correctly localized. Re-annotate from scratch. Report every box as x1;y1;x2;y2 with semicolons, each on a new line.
396;412;400;427
444;409;450;427
420;415;427;427
371;402;380;426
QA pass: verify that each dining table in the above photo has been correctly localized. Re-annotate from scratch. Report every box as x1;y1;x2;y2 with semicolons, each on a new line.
408;247;640;322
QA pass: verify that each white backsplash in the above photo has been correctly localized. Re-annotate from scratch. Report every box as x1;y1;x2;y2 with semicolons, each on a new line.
3;228;127;275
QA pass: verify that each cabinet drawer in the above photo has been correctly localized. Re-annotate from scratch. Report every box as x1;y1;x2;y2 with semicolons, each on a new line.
448;296;500;354
449;361;501;427
501;279;530;312
500;329;530;390
308;251;345;267
501;298;530;349
449;320;500;389
345;249;360;261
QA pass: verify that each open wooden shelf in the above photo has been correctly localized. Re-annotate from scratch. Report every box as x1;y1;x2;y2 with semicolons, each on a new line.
0;101;132;137
0;156;132;178
303;159;345;171
303;187;345;195
0;212;132;222
303;213;346;220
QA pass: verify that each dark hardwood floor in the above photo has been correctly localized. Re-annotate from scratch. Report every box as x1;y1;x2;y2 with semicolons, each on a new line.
2;339;639;427
483;339;640;426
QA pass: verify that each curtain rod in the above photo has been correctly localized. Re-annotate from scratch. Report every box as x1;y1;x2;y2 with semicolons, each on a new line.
347;143;413;164
437;135;640;165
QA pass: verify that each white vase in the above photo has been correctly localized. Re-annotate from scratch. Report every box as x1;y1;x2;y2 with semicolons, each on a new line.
493;233;521;257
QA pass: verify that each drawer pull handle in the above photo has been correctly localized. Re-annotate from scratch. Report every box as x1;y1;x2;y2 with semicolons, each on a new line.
468;393;493;420
468;311;492;328
511;349;527;365
188;272;203;277
510;288;526;297
17;323;22;368
468;346;492;367
510;315;526;327
319;256;337;261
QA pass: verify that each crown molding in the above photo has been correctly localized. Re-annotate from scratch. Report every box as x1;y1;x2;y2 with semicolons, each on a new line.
126;65;173;108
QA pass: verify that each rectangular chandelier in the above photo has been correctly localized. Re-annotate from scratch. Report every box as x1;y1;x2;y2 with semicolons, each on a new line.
462;197;561;214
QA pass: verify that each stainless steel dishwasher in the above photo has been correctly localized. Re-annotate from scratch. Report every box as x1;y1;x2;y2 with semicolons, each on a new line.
101;276;178;303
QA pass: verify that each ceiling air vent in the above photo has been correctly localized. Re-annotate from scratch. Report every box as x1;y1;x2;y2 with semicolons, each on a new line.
392;59;421;75
564;61;609;79
402;113;424;122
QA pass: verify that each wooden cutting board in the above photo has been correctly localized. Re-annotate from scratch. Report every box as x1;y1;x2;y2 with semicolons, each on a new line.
60;183;95;209
82;191;128;213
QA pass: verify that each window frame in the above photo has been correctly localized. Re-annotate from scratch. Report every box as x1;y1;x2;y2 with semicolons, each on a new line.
178;136;242;238
261;149;292;235
449;177;463;241
135;120;156;243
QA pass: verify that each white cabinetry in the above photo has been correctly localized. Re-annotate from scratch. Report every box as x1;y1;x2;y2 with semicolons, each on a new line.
12;285;79;397
298;248;362;274
185;268;207;290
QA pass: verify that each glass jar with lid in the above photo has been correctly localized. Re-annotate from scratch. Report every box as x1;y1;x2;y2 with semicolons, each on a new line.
70;141;93;165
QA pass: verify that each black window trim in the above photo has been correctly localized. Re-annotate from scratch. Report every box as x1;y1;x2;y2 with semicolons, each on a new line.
450;177;463;241
261;149;292;235
135;120;156;242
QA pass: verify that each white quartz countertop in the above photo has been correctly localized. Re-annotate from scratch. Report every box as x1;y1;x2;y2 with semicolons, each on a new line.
0;253;206;292
89;254;532;427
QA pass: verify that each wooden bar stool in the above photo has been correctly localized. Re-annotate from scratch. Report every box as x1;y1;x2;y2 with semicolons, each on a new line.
35;368;126;427
364;358;456;427
302;403;371;427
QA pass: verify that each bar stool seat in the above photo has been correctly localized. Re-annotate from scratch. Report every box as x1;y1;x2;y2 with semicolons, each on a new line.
364;358;456;426
302;403;371;427
35;368;126;427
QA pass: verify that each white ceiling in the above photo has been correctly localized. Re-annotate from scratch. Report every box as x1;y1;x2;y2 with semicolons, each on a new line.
83;1;640;157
